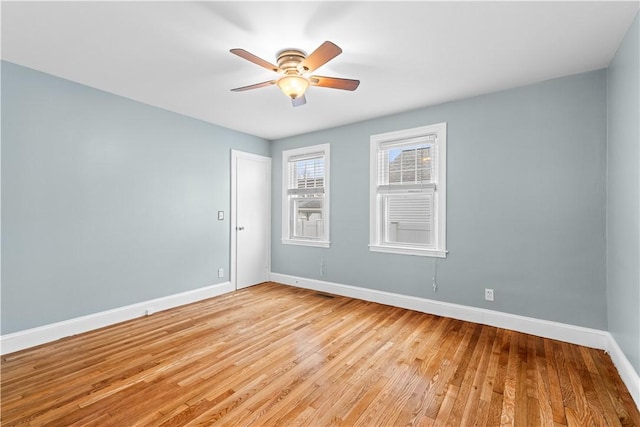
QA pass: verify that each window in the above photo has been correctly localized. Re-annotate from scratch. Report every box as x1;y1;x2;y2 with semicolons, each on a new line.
370;123;447;257
282;144;330;247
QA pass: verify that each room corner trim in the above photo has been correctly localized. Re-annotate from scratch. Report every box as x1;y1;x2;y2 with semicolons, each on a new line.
606;333;640;409
0;281;234;355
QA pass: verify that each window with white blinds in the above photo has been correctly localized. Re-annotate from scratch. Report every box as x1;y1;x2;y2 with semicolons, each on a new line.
282;144;330;247
370;123;447;257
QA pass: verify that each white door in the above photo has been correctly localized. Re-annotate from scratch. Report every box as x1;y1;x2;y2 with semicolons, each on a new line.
231;150;271;289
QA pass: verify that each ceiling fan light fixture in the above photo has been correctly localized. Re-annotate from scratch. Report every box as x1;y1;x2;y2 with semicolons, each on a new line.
230;41;358;107
277;75;309;99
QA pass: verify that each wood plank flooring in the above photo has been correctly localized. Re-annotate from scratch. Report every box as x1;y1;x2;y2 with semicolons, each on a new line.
2;282;638;426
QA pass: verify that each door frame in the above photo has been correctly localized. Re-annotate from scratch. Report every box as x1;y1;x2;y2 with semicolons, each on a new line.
230;150;271;290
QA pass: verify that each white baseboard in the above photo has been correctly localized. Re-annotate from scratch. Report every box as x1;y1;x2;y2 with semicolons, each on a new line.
606;333;640;408
271;272;639;410
0;281;234;355
270;273;609;348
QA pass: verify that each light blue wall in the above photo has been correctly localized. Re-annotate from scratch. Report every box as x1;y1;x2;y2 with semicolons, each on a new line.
2;54;623;341
272;69;608;330
1;61;270;334
607;13;639;375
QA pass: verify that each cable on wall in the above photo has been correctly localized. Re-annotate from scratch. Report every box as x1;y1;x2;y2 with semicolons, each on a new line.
432;257;438;292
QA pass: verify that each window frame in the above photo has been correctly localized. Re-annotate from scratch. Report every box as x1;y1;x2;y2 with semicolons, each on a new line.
282;143;330;248
369;123;447;258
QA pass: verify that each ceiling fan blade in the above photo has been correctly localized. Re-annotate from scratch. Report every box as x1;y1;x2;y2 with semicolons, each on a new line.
298;41;342;73
230;80;277;92
230;48;280;73
309;76;360;91
292;95;307;107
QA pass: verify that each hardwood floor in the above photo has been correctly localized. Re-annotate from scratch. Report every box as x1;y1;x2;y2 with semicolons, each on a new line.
2;282;638;426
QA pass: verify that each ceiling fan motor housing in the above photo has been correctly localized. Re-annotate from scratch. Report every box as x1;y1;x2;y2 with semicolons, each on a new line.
276;49;307;74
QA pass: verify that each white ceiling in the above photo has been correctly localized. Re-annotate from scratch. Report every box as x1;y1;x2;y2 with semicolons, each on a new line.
2;1;638;140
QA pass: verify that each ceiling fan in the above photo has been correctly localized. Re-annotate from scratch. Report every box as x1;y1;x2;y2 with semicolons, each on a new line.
230;41;360;107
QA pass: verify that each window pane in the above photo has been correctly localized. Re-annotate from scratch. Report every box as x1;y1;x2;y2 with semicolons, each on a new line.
293;197;324;239
381;143;434;185
416;147;433;182
383;193;433;246
289;157;324;190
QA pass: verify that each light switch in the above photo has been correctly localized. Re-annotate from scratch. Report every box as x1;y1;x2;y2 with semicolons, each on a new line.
218;211;224;220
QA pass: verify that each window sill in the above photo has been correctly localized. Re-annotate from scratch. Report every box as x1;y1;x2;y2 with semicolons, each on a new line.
369;244;447;258
282;238;330;248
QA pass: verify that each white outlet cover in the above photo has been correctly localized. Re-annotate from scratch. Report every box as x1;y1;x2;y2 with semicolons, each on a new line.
485;289;494;301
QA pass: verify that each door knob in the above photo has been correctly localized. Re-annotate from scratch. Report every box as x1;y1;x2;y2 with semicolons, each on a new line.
237;226;245;231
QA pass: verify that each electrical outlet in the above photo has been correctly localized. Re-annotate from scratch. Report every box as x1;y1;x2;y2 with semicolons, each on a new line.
218;211;224;220
218;268;224;278
485;288;494;301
